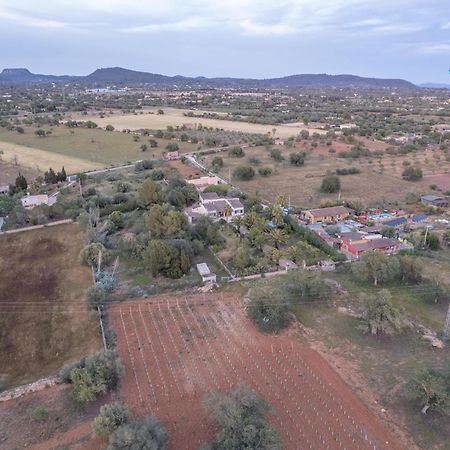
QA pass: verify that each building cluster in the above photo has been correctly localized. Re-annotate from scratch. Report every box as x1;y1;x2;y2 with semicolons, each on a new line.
185;176;244;224
299;193;449;259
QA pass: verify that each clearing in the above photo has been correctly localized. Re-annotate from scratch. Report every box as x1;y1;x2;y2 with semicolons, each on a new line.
0;223;101;389
0;160;39;185
71;107;324;139
109;292;403;450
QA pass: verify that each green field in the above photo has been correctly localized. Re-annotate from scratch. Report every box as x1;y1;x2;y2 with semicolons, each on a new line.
0;125;198;172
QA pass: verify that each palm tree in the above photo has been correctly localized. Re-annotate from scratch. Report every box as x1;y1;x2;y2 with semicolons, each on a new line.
232;215;244;235
287;245;302;263
270;248;283;268
270;228;288;249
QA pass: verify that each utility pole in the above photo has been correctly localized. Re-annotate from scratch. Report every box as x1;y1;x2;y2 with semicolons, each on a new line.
443;300;450;340
423;225;430;248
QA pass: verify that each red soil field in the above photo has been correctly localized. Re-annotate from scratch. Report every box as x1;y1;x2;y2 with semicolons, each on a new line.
109;293;402;450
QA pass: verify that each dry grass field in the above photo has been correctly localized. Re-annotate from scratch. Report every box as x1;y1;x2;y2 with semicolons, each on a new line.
202;143;450;207
0;125;198;173
0;160;39;185
0;223;100;389
71;107;324;138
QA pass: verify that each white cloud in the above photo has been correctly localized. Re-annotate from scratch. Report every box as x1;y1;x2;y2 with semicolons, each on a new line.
0;7;67;28
418;42;450;54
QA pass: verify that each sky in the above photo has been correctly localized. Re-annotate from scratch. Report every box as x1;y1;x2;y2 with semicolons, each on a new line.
1;0;450;84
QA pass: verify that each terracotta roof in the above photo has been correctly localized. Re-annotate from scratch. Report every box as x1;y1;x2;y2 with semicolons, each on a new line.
307;206;349;217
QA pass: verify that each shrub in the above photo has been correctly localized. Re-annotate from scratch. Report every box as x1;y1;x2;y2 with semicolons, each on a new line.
258;167;272;177
67;351;122;403
204;386;281;450
29;405;49;422
79;242;109;267
269;148;284;161
289;152;306;166
108;417;167;450
93;402;129;436
85;285;106;309
320;175;341;193
247;297;290;333
233;166;255;181
228;146;245;157
402;166;423;181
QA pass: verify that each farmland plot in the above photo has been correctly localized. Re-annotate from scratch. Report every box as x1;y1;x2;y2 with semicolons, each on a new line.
110;293;402;450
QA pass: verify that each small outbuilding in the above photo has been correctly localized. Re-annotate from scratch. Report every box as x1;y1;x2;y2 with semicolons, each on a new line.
421;195;448;207
196;263;217;284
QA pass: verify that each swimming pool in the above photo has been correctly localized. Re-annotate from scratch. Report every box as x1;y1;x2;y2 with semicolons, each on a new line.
368;213;394;221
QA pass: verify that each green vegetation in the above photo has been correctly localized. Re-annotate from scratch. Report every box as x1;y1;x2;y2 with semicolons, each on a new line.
320;174;341;193
204;386;281;450
93;402;129;436
233;165;255;180
108;417;167;450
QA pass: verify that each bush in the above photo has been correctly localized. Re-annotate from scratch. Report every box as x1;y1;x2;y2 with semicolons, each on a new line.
29;405;49;422
233;166;255;181
258;167;272;177
402;166;423;181
228;146;245;157
336;167;360;175
67;351;122;403
93;402;129;436
269;148;284;161
108;417;167;450
320;175;341;193
289;152;306;166
85;285;106;309
247;297;290;333
79;242;110;267
204;386;281;450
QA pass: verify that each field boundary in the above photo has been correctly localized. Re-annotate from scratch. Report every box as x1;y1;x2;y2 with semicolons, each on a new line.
0;219;73;235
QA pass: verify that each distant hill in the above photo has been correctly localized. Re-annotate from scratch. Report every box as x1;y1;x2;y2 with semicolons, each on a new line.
0;66;418;89
419;82;450;89
0;68;72;83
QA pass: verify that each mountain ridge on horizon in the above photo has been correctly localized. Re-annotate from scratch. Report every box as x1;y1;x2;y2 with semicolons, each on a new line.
0;66;432;89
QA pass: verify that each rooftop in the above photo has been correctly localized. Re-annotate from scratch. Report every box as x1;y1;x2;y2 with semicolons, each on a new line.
307;206;350;217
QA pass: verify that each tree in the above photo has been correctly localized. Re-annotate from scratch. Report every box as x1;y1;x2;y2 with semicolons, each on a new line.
212;156;224;170
93;402;129;436
57;166;67;182
425;232;440;250
228;146;245;157
233;245;254;270
34;129;46;137
269;148;284;162
289;152;306;166
146;205;189;239
204;386;281;450
361;289;402;336
351;252;400;286
165;143;179;151
405;368;450;415
399;255;423;283
233;166;255;181
109;211;124;229
149;139;158;148
16;126;24;134
142;239;191;278
44;168;58;184
402;166;423;181
79;242;109;267
248;296;290;333
68;351;122;403
85;285;106;309
137;179;164;208
320;175;341;193
105;124;115;131
269;228;287;249
108;416;167;450
140;144;148;152
285;271;333;303
15;173;27;191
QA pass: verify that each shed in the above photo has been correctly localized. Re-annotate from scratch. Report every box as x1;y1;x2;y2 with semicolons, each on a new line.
196;263;217;284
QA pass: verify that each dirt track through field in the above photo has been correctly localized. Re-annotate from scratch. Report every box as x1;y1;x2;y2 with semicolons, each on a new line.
110;293;402;450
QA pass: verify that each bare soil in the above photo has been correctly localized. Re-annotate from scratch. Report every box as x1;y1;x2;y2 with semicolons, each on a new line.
0;223;101;388
109;292;403;450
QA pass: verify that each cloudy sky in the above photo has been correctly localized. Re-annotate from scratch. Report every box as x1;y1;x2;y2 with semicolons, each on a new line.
1;0;449;83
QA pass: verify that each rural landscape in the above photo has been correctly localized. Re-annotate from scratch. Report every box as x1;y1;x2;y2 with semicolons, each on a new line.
1;2;450;450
